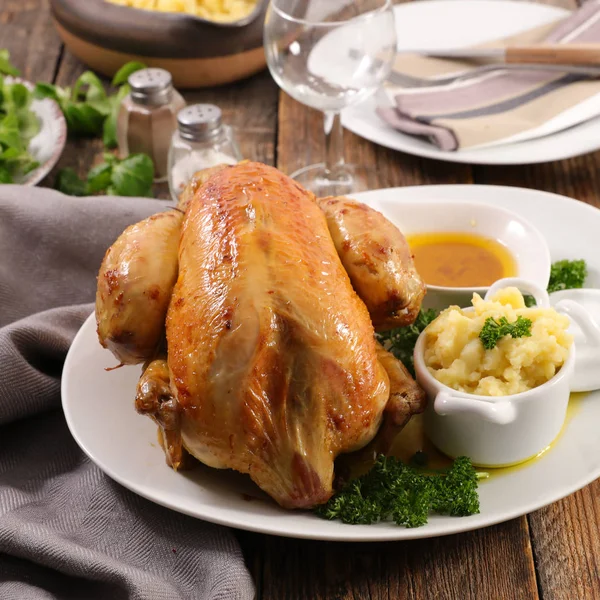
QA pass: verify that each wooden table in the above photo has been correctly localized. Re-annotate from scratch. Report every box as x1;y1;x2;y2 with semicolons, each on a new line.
2;0;599;598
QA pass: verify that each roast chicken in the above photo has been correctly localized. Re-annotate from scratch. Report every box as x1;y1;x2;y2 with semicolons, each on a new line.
96;162;426;509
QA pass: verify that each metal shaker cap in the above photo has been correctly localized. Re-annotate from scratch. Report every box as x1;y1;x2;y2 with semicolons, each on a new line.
128;68;173;106
177;104;223;142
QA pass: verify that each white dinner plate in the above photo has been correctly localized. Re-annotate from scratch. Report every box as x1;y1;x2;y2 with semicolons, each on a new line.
341;1;600;165
62;184;600;541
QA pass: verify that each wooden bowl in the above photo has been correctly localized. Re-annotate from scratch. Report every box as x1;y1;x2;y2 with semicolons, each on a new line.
49;0;268;88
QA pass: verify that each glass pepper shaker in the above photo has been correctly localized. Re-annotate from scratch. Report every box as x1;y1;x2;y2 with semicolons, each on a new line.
168;104;243;201
117;68;186;182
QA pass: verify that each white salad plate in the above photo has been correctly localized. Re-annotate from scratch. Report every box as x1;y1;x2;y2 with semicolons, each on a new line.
6;78;67;186
341;0;600;165
62;184;600;542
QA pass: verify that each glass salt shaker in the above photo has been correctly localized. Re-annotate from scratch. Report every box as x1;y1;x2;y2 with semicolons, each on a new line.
168;104;243;201
117;68;186;182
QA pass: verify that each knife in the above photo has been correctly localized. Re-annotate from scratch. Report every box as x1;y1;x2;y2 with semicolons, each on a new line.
402;44;600;66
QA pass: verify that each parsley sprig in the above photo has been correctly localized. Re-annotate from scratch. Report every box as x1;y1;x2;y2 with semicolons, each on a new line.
525;259;587;306
315;455;481;528
478;315;532;350
376;309;438;377
547;259;587;293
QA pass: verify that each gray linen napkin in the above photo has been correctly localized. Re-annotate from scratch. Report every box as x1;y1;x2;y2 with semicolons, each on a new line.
0;186;255;600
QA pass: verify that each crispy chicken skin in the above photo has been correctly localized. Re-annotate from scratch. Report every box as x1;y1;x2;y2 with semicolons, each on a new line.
167;162;392;508
96;210;182;364
177;164;230;213
317;196;426;330
96;162;426;509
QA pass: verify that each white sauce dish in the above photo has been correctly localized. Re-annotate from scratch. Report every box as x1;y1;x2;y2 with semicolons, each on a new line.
414;278;600;467
387;201;552;311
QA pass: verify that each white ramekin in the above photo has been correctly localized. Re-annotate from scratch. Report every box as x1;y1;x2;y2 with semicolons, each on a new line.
414;278;600;467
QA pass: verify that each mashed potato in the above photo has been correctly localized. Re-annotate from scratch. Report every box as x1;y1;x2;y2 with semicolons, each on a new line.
423;287;573;396
106;0;256;22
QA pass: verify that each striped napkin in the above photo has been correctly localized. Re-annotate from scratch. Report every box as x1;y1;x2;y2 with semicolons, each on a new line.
377;0;600;151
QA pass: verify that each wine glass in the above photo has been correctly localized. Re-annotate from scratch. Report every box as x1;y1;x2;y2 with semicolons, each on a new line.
264;0;397;196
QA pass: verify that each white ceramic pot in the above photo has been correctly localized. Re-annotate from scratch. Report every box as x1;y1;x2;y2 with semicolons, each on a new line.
414;278;600;467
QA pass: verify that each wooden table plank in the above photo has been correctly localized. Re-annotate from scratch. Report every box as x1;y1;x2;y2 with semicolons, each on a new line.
257;520;539;600
528;482;600;600
0;0;63;82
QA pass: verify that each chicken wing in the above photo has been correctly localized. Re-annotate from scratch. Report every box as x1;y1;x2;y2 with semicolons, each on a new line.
317;196;426;330
96;210;182;364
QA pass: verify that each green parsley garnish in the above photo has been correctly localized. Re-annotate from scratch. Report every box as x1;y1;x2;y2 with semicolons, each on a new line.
315;455;481;528
478;315;532;350
376;308;438;377
525;259;588;306
547;259;587;293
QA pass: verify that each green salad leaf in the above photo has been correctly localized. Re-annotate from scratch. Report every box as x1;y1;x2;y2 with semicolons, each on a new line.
86;161;114;194
111;61;147;86
0;49;20;76
33;61;146;145
0;64;41;183
56;153;154;198
103;83;130;148
35;71;109;137
55;168;88;197
0;166;11;183
109;153;154;196
0;110;21;149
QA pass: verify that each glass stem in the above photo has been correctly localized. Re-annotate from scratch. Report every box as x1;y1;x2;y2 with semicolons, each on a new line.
323;111;345;175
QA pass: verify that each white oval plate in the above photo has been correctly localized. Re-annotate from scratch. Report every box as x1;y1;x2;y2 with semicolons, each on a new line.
62;184;600;541
340;1;600;165
5;77;67;186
